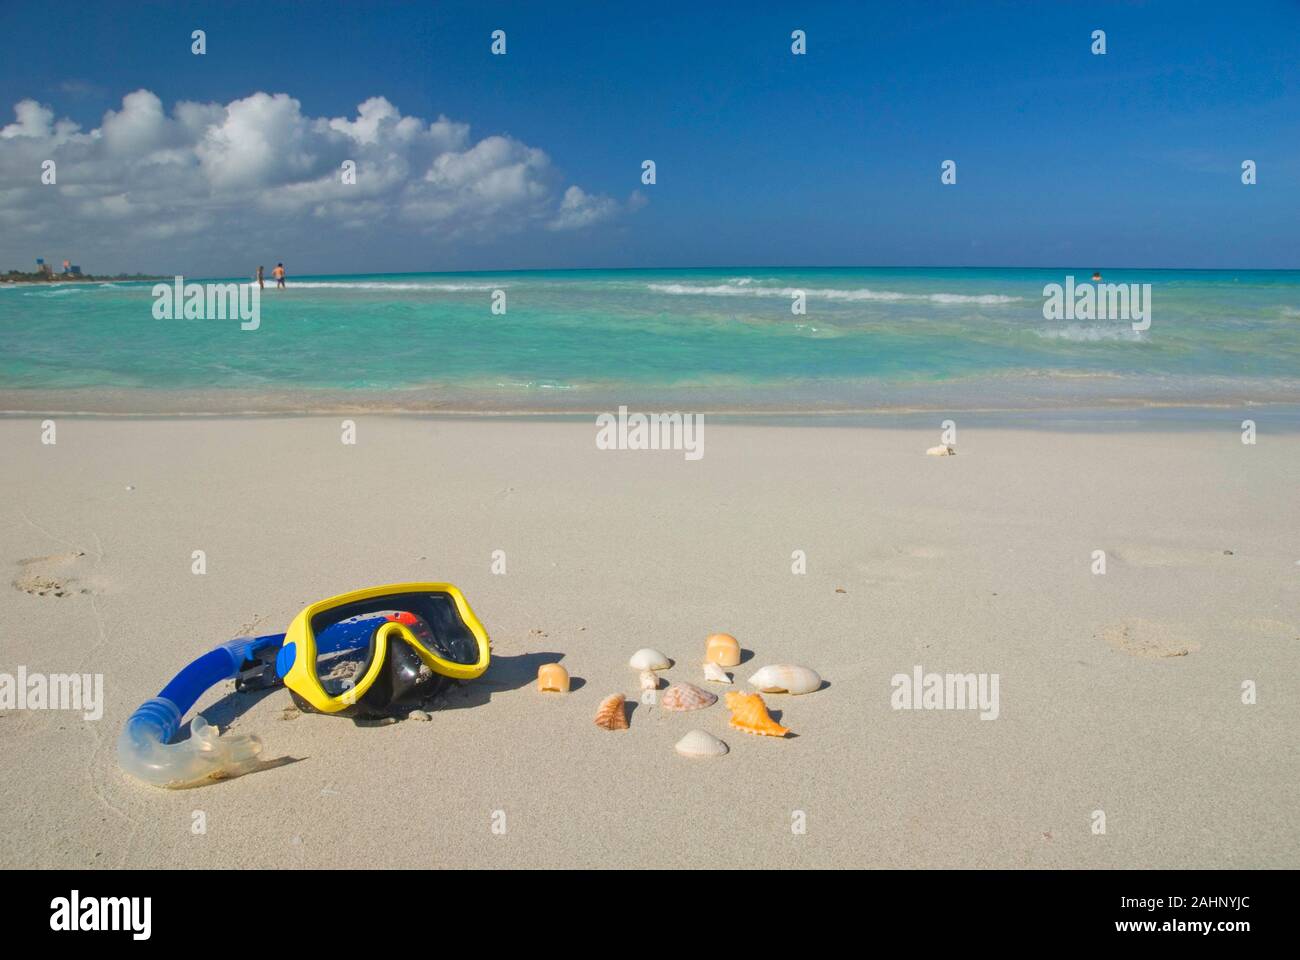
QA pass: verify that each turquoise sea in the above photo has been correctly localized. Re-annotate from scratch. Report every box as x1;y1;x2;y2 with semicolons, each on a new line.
1;267;1298;413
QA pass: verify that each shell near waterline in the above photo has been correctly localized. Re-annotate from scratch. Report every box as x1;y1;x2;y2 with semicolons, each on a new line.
725;691;790;737
747;664;822;695
660;682;717;712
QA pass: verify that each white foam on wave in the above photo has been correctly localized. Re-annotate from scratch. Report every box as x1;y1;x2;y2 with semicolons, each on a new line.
1034;324;1145;342
646;282;1021;304
22;286;84;297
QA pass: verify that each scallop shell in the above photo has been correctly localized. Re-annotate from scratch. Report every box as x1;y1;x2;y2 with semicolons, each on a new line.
705;633;741;667
660;682;717;712
629;648;672;671
703;661;732;684
594;693;628;730
725;691;790;737
748;664;822;695
537;663;570;693
675;729;728;758
639;669;660;692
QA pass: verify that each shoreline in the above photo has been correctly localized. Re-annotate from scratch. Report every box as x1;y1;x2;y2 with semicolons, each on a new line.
4;396;1300;432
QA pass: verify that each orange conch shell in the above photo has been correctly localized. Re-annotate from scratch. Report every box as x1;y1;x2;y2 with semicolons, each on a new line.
594;693;629;730
537;663;570;693
724;691;789;737
706;633;741;667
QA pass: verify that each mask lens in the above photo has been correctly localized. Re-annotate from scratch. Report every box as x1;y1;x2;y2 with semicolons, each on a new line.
313;613;383;701
309;591;483;683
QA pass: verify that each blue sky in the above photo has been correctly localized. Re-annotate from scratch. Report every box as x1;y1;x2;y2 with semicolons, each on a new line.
1;0;1296;273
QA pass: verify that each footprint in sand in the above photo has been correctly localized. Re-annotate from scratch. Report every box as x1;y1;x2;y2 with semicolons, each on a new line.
12;551;100;598
1100;619;1200;659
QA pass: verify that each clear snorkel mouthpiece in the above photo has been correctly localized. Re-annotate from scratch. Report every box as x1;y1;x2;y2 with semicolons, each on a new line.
117;697;264;788
118;636;279;789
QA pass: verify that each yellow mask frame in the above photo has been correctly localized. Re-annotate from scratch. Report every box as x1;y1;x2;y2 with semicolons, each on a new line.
277;582;491;714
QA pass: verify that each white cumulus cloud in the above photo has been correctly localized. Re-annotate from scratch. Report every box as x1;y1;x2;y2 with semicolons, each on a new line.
0;90;640;271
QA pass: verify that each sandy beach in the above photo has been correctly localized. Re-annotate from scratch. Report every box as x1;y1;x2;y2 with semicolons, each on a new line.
1;415;1295;869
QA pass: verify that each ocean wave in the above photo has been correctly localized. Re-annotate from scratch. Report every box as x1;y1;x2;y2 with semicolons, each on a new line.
285;281;502;291
646;282;1021;304
22;287;85;297
1034;324;1145;342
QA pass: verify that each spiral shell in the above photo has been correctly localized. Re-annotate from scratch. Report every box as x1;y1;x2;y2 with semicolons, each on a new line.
725;691;789;737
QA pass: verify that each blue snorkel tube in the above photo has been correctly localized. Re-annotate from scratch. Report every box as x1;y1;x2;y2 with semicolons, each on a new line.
117;634;285;788
118;615;390;788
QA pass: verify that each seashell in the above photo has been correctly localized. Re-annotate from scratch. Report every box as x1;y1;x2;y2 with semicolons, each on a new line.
705;633;741;667
725;691;789;737
660;682;717;712
675;729;728;758
748;664;822;695
639;669;660;692
703;661;732;684
537;663;570;693
594;693;628;731
629;648;672;671
926;444;956;456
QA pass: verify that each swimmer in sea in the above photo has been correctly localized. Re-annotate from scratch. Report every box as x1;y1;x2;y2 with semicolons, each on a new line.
273;263;286;289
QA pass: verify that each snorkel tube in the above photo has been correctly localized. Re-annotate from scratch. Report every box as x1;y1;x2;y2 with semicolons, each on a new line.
117;634;283;788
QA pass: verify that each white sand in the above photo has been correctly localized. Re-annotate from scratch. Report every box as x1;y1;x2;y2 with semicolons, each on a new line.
0;416;1296;868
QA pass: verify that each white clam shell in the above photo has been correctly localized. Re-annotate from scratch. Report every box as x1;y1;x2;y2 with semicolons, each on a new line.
747;664;822;695
674;729;728;758
629;648;672;671
703;662;732;684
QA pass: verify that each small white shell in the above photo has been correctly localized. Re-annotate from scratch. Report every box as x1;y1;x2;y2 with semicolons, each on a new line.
703;662;732;684
748;664;823;695
926;444;956;456
674;729;728;758
639;669;660;692
629;648;672;671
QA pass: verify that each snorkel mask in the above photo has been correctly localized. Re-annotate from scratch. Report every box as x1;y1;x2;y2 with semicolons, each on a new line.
117;583;490;788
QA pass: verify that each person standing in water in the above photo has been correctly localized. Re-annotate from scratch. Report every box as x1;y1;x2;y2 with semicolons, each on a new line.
273;263;286;289
256;265;264;289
